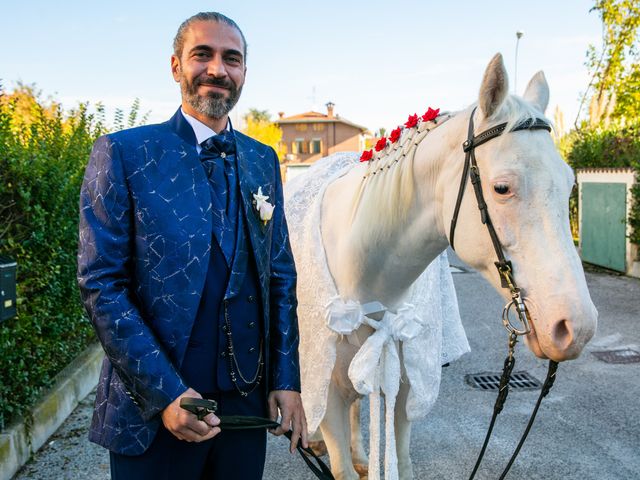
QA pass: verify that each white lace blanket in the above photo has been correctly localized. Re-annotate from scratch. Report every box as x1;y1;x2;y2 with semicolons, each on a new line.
284;152;470;435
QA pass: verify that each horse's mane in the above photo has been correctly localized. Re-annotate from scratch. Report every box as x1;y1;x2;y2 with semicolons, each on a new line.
349;95;550;244
348;112;452;232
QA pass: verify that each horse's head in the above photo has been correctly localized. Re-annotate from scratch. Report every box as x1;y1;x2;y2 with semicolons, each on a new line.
443;54;597;362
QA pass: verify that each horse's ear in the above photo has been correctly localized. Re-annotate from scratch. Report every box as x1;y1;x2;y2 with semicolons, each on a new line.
522;71;550;114
478;53;509;118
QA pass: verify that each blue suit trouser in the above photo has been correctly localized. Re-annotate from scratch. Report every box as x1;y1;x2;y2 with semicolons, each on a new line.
109;387;267;480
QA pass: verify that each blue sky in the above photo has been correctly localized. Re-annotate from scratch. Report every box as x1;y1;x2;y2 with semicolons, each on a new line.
1;0;601;133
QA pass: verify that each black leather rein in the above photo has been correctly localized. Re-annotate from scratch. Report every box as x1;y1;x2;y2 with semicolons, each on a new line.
448;107;560;479
180;397;334;480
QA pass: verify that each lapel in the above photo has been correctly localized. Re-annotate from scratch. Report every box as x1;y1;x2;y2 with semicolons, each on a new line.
234;133;270;279
224;211;248;299
168;108;234;268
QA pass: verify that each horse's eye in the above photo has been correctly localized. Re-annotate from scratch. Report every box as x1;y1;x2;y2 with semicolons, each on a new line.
494;183;510;195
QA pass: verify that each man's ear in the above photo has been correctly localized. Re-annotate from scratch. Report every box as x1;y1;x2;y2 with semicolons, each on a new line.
171;55;181;82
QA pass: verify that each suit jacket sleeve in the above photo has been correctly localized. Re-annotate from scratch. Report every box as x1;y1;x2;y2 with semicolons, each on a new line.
77;135;187;420
267;147;301;391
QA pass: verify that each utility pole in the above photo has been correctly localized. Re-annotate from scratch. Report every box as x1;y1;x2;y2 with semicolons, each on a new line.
514;30;524;94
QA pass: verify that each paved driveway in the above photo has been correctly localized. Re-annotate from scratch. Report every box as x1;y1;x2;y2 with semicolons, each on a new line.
14;258;640;479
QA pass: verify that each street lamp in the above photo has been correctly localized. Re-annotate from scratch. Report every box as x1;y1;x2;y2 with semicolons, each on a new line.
515;30;524;94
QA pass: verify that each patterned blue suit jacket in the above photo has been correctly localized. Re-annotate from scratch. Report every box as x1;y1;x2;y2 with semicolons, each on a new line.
77;109;300;455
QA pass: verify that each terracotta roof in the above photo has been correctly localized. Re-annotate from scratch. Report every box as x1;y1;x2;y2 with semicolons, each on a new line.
281;111;326;120
576;167;635;174
276;111;369;133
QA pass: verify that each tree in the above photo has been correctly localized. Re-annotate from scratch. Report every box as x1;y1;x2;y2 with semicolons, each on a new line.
565;2;640;253
241;108;285;159
614;62;640;119
243;108;272;123
578;0;640;127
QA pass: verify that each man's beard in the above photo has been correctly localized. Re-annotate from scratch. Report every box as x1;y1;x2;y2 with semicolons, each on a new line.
181;75;242;119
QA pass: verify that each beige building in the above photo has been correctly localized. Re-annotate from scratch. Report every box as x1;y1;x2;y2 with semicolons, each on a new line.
276;103;369;180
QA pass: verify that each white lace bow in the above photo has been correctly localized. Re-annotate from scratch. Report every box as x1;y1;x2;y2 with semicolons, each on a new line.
325;296;427;480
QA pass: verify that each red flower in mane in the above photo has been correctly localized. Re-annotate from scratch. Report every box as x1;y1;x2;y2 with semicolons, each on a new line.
375;137;388;152
404;114;418;128
389;127;402;143
421;107;440;122
360;149;373;162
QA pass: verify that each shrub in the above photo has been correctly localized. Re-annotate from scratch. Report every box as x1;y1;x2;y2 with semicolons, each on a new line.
0;84;146;429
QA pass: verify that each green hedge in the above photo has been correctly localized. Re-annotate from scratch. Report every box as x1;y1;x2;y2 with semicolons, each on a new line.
0;86;107;429
565;123;640;249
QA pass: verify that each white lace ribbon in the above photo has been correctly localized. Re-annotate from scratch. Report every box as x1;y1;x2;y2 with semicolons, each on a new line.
324;298;426;480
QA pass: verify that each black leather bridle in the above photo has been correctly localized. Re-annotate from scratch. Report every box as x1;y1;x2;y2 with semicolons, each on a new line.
449;107;560;479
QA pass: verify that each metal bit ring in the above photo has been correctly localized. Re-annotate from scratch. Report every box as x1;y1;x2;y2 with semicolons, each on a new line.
502;297;532;336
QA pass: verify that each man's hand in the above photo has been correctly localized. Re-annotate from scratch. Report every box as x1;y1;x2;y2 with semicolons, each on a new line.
161;387;221;442
267;390;308;453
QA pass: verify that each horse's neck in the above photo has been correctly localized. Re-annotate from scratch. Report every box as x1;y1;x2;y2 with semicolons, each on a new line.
322;113;465;306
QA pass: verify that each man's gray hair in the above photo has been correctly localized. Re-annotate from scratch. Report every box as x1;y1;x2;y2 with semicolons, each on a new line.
173;12;247;60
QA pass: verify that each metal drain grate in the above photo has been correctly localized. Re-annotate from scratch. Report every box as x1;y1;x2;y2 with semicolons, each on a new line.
465;371;542;391
592;349;640;364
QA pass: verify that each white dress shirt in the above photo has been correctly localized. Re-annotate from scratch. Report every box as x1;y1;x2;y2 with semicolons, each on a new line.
180;108;229;154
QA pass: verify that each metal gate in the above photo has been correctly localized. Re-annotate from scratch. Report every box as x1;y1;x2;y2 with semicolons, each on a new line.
581;182;627;272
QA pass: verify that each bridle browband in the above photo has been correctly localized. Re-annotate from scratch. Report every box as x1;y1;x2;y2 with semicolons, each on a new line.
448;107;560;479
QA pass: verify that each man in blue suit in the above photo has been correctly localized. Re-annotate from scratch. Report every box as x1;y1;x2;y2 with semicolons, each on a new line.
78;12;307;479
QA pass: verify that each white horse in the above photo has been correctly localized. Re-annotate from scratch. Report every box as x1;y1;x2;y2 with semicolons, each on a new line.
285;54;597;480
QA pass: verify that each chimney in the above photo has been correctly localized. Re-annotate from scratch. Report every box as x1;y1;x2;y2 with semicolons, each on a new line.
278;112;285;119
326;102;335;118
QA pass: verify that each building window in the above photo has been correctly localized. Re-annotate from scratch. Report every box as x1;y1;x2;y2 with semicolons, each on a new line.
295;124;308;132
294;138;308;154
313;124;325;131
311;138;322;154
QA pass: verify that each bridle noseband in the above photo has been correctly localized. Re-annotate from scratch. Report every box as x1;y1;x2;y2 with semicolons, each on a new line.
448;107;560;479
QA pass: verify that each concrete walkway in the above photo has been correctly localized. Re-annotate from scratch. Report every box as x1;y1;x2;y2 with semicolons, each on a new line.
12;258;640;479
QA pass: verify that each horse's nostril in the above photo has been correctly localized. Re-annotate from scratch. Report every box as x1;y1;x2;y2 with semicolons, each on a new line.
552;319;573;349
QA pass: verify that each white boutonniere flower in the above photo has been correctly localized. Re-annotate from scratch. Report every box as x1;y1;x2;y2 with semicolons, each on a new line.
252;187;275;225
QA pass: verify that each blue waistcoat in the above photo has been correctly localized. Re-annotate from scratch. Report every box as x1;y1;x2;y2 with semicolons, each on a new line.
181;201;264;393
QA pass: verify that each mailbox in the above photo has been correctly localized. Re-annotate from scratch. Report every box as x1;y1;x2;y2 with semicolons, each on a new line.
0;255;17;322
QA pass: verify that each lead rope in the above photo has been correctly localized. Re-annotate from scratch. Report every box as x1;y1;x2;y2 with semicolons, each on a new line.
452;108;558;479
